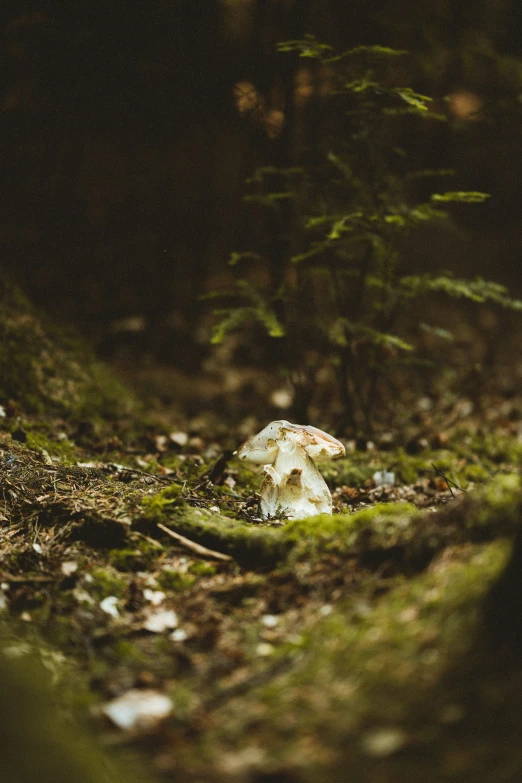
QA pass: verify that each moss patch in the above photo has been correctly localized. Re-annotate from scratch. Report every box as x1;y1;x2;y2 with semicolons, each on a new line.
0;272;137;418
141;475;521;572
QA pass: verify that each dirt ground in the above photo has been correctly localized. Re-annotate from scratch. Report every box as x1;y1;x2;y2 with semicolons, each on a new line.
1;362;522;782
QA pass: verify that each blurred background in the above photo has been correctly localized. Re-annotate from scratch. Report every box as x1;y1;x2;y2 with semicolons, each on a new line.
1;0;521;420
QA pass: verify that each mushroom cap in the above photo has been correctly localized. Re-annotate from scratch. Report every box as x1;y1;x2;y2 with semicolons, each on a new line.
236;420;345;464
295;423;345;461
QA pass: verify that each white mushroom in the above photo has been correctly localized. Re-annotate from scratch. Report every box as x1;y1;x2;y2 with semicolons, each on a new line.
236;420;345;520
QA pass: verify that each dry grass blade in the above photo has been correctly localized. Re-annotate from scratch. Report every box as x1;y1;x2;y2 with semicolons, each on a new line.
156;522;233;561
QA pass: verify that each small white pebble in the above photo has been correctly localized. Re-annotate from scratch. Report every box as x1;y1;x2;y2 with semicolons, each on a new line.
102;689;173;732
32;543;43;554
170;628;188;642
143;609;178;633
261;614;278;628
170;431;188;447
143;589;166;605
270;389;293;409
61;561;78;576
100;596;120;618
417;396;433;411
256;642;274;657
362;727;408;757
319;604;333;616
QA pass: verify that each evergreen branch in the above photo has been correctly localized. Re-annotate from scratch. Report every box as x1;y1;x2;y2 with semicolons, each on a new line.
329;318;414;351
229;251;263;267
325;45;408;64
400;275;522;309
431;191;491;204
208;280;285;344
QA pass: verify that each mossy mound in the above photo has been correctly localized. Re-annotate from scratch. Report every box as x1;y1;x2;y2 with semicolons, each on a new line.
192;539;512;782
0;273;136;417
143;474;521;569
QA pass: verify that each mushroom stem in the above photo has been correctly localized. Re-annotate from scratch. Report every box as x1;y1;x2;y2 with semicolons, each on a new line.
260;434;333;520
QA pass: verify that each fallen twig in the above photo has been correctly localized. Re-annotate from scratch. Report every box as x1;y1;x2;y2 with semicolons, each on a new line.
157;522;233;561
431;463;468;499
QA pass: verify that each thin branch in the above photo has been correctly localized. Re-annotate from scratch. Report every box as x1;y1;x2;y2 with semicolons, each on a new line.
431;463;468;498
157;523;233;562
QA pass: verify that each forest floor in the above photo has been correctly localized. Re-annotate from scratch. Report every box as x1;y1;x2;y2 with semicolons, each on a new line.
1;365;522;782
1;277;522;782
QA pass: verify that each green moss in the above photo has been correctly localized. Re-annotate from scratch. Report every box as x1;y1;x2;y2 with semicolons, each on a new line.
141;483;184;518
462;463;491;483
145;503;287;566
464;432;522;465
233;461;264;491
24;429;77;463
168;682;198;719
281;540;509;721
140;474;521;573
88;568;127;599
108;548;144;572
282;502;418;557
392;449;425;484
157;569;197;592
206;539;511;771
321;459;375;487
113;640;147;665
160;454;184;472
140;458;162;474
0;271;137;419
188;561;217;577
136;538;164;557
472;473;521;530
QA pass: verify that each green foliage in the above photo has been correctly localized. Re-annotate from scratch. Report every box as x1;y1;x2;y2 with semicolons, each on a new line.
206;280;284;344
209;38;521;432
431;191;490;203
400;275;522;308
